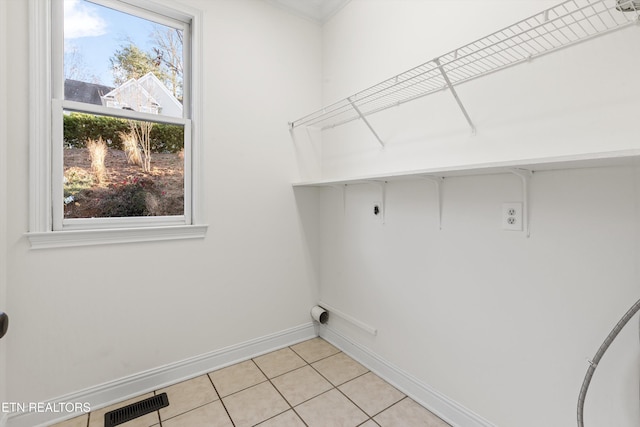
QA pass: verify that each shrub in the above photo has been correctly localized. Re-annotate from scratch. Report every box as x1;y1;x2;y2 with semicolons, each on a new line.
98;181;150;217
150;122;185;153
70;178;153;218
119;130;143;167
64;175;183;218
86;137;108;184
64;113;184;153
64;113;129;149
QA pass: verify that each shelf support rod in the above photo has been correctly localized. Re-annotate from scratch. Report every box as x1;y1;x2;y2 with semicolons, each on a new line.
348;97;385;148
420;176;444;230
509;168;533;238
434;58;476;134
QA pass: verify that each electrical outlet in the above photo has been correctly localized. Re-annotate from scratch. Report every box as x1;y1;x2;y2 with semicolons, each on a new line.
502;202;522;231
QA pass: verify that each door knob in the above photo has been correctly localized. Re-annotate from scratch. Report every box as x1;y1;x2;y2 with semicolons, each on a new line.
0;312;7;339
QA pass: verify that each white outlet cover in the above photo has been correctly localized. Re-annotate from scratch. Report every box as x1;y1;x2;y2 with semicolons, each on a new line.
502;202;522;231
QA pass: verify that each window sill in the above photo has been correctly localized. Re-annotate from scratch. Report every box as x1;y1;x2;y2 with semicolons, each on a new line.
26;224;208;249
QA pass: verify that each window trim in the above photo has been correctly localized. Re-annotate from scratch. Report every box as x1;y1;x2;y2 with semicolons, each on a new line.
27;0;206;249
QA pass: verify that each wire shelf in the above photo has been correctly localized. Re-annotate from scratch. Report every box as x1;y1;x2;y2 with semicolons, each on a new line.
289;0;639;131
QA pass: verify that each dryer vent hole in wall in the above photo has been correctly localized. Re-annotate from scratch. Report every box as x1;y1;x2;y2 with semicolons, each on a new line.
311;305;329;324
104;393;169;427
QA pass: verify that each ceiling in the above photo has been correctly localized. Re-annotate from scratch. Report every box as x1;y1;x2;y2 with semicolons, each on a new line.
265;0;351;24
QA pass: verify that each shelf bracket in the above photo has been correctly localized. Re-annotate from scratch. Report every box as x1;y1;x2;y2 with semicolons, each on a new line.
509;168;533;238
434;58;476;134
348;97;385;148
420;176;444;230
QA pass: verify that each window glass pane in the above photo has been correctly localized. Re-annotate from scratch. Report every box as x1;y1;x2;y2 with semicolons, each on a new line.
64;0;184;118
63;111;185;218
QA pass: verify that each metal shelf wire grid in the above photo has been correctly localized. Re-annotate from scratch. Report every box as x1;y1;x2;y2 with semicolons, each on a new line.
289;0;639;131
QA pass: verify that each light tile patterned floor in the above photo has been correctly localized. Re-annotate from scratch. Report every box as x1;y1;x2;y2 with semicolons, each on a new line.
50;338;450;427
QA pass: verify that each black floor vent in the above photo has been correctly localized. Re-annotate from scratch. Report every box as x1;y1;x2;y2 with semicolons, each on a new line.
104;393;169;427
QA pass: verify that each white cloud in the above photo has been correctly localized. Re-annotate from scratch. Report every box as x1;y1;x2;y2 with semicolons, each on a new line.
64;0;107;39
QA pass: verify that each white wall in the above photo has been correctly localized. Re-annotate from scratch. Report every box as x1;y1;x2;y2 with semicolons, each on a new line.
2;0;321;405
311;0;640;179
0;0;8;410
312;1;640;426
319;169;640;427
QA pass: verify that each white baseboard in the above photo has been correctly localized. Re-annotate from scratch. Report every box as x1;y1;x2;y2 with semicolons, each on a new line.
319;325;497;427
7;322;316;427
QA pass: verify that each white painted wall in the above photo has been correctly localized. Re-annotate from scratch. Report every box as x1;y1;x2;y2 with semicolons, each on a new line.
0;0;9;411
1;0;321;405
319;169;640;427
312;1;640;426
311;0;640;179
3;1;638;426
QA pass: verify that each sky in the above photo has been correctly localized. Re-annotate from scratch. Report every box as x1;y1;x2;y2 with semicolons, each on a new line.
64;0;170;87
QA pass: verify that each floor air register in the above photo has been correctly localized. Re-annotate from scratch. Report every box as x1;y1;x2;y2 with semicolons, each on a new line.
104;393;169;427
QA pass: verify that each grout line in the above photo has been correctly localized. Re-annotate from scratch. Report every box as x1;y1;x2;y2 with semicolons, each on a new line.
307;362;336;387
156;400;218;424
303;351;406;426
154;378;222;425
305;351;342;364
152;390;162;427
288;339;341;365
81;338;374;427
263;362;308;382
307;352;371;388
206;373;236;427
250;358;306;427
212;378;270;399
209;356;273;399
283;345;311;427
272;349;336;412
368;395;408;420
333;381;374;423
286;383;334;408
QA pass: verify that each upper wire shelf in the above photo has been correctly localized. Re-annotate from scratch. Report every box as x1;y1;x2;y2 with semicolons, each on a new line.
289;0;639;132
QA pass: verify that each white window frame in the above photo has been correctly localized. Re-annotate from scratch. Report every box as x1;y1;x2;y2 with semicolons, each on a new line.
27;0;206;249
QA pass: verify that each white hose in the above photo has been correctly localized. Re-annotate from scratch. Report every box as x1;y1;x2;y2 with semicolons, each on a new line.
577;298;640;427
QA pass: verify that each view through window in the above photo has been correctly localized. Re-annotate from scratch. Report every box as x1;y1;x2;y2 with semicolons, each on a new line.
62;0;187;221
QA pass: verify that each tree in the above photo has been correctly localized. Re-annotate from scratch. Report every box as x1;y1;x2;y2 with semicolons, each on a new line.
109;43;168;86
65;44;101;83
127;120;154;173
151;26;183;101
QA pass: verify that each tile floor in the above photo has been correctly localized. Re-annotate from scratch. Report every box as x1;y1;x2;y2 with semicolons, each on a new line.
51;338;450;427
